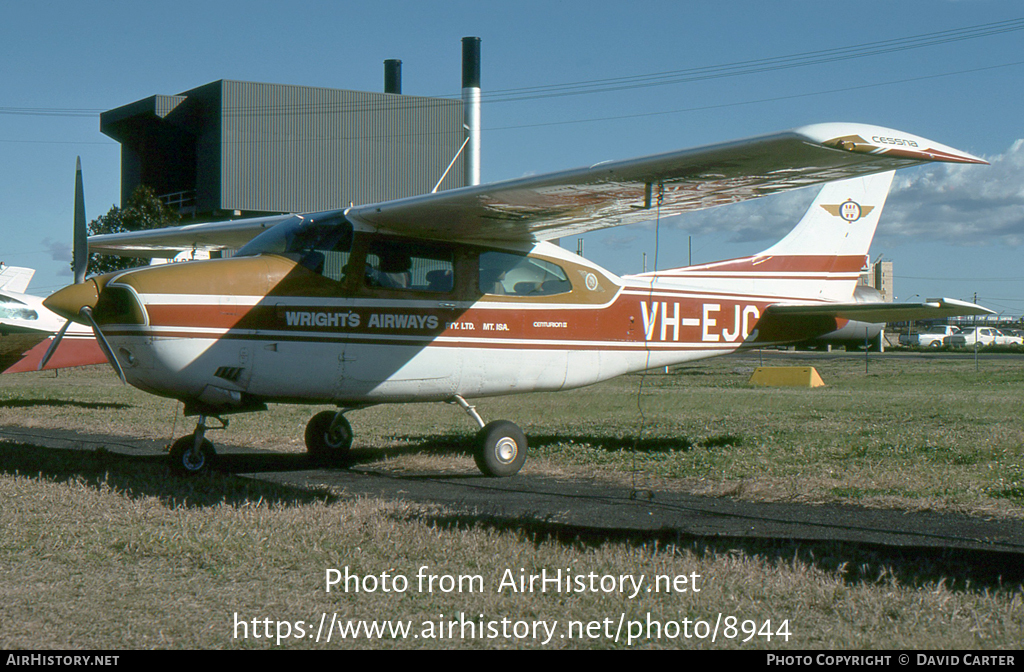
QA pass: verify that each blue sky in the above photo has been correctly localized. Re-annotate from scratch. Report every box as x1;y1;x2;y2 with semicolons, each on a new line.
2;1;1022;316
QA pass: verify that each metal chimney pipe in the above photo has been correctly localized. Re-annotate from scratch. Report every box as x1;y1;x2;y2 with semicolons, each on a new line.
384;59;402;94
462;37;481;186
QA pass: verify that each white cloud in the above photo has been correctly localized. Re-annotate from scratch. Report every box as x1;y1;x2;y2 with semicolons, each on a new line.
881;139;1024;246
661;139;1024;248
662;184;815;244
40;237;71;262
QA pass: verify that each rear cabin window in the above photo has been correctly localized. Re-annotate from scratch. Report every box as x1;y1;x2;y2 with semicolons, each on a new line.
478;251;572;296
364;239;454;293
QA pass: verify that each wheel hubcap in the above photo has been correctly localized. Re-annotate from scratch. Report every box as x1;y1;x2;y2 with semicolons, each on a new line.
183;447;205;471
495;436;518;463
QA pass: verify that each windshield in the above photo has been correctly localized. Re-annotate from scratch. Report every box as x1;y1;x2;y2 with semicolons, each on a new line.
0;295;38;321
235;214;352;259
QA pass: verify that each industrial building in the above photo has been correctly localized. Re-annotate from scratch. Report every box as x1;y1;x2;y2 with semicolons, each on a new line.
859;258;893;301
99;41;481;220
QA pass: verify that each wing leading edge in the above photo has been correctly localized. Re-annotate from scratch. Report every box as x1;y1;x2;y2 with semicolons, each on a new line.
87;122;985;256
89;214;297;259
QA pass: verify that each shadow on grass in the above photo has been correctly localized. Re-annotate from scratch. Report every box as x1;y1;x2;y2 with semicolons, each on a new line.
6;434;1021;596
0;442;339;508
339;431;736;463
414;511;1024;595
0;398;131;410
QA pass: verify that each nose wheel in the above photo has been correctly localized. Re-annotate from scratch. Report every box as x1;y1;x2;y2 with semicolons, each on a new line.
168;415;224;476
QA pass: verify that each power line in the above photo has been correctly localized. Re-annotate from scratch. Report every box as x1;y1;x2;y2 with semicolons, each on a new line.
0;106;103;118
486;60;1024;131
479;17;1024;103
3;17;1022;120
6;59;1022;147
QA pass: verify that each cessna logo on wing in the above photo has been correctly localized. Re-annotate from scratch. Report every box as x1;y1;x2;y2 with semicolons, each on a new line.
821;199;874;223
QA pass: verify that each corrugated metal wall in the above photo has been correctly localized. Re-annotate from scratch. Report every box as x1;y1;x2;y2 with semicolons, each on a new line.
218;80;465;214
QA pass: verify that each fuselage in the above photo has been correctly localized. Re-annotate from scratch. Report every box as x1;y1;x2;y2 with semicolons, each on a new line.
45;217;852;414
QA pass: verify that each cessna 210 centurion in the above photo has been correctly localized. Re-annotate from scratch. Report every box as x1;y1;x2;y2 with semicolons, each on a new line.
42;122;989;477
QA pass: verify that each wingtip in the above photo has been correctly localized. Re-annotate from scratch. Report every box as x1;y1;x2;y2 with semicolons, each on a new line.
795;122;988;165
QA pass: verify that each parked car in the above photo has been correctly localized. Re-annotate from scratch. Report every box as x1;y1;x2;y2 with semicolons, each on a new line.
900;325;958;348
944;326;1000;348
996;329;1024;346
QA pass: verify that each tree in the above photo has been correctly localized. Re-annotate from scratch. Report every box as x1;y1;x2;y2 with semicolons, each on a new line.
86;185;181;275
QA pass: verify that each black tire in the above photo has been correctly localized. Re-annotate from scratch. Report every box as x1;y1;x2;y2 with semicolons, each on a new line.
169;435;216;477
474;420;527;477
305;411;353;465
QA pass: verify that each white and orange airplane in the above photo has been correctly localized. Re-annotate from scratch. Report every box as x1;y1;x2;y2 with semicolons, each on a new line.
1;160;107;374
42;123;990;477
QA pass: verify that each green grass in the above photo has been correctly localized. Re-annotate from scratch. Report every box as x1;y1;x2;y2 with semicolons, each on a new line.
1;353;1023;649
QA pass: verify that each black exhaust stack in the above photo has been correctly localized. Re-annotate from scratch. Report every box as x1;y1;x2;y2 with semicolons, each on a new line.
384;59;402;94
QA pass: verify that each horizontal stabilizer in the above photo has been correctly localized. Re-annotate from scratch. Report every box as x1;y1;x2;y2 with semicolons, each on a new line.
746;298;992;346
765;297;993;323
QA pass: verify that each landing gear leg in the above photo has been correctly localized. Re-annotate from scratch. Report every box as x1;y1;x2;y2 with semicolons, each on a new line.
169;415;225;476
452;395;528;477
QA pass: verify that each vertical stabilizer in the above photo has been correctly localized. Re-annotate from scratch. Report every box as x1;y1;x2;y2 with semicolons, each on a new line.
757;170;894;260
648;171;896;303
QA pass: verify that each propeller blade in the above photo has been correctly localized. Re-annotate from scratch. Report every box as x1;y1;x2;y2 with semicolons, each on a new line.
38;158;92;371
73;157;88;285
79;306;125;384
37;319;72;371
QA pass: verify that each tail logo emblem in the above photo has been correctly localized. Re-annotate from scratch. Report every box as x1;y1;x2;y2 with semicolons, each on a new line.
820;199;874;223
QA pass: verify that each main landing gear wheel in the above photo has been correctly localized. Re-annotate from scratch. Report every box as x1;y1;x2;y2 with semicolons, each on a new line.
305;410;353;466
169;435;216;477
474;420;528;478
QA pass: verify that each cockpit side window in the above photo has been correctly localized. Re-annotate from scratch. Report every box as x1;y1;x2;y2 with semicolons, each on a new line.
364;239;454;293
478;251;572;296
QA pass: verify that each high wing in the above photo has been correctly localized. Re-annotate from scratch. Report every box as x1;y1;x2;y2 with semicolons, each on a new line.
89;214;296;259
87;122;985;256
348;122;985;242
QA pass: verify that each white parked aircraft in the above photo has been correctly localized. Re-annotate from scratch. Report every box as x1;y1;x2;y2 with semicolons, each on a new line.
42;123;990;476
0;264;104;374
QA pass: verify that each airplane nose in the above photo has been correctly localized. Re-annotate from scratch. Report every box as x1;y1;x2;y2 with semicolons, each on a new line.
43;280;99;323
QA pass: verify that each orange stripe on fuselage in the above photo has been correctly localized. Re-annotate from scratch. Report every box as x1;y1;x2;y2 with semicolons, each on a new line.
119;290;793;349
644;254;866;276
